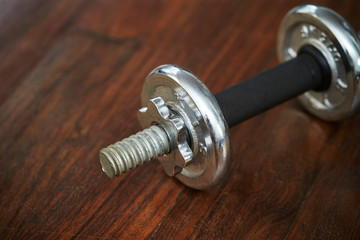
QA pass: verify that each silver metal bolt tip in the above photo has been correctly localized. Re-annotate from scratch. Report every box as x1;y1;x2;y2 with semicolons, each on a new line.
99;151;116;178
99;125;170;178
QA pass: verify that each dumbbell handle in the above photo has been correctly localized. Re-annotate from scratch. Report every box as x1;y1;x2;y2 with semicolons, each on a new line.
215;46;330;127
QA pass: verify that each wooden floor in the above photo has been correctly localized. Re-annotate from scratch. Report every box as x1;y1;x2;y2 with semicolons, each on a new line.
1;0;360;239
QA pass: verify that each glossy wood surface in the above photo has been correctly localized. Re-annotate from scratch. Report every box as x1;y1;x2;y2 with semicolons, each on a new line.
1;0;360;239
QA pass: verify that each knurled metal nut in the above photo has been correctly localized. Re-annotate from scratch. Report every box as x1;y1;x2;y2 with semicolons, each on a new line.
138;96;193;176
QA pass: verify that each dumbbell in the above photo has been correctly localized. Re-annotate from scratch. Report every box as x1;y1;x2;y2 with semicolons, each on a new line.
99;5;360;190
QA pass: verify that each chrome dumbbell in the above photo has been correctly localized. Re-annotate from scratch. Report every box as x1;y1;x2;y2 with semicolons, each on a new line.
99;5;360;190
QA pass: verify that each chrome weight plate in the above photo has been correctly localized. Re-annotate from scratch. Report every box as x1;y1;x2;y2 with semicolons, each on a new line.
277;4;360;121
140;65;231;190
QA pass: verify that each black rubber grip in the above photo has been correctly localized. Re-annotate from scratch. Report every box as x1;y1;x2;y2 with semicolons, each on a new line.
214;46;331;128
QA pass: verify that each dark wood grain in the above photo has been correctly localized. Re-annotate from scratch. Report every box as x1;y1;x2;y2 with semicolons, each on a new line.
0;0;360;239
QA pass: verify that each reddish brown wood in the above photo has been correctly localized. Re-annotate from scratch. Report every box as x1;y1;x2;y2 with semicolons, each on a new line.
0;0;360;239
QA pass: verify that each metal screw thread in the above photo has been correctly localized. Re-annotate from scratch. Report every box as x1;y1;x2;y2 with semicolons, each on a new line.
99;125;170;178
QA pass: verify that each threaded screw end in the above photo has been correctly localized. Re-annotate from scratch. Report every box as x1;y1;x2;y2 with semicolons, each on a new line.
99;125;170;178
